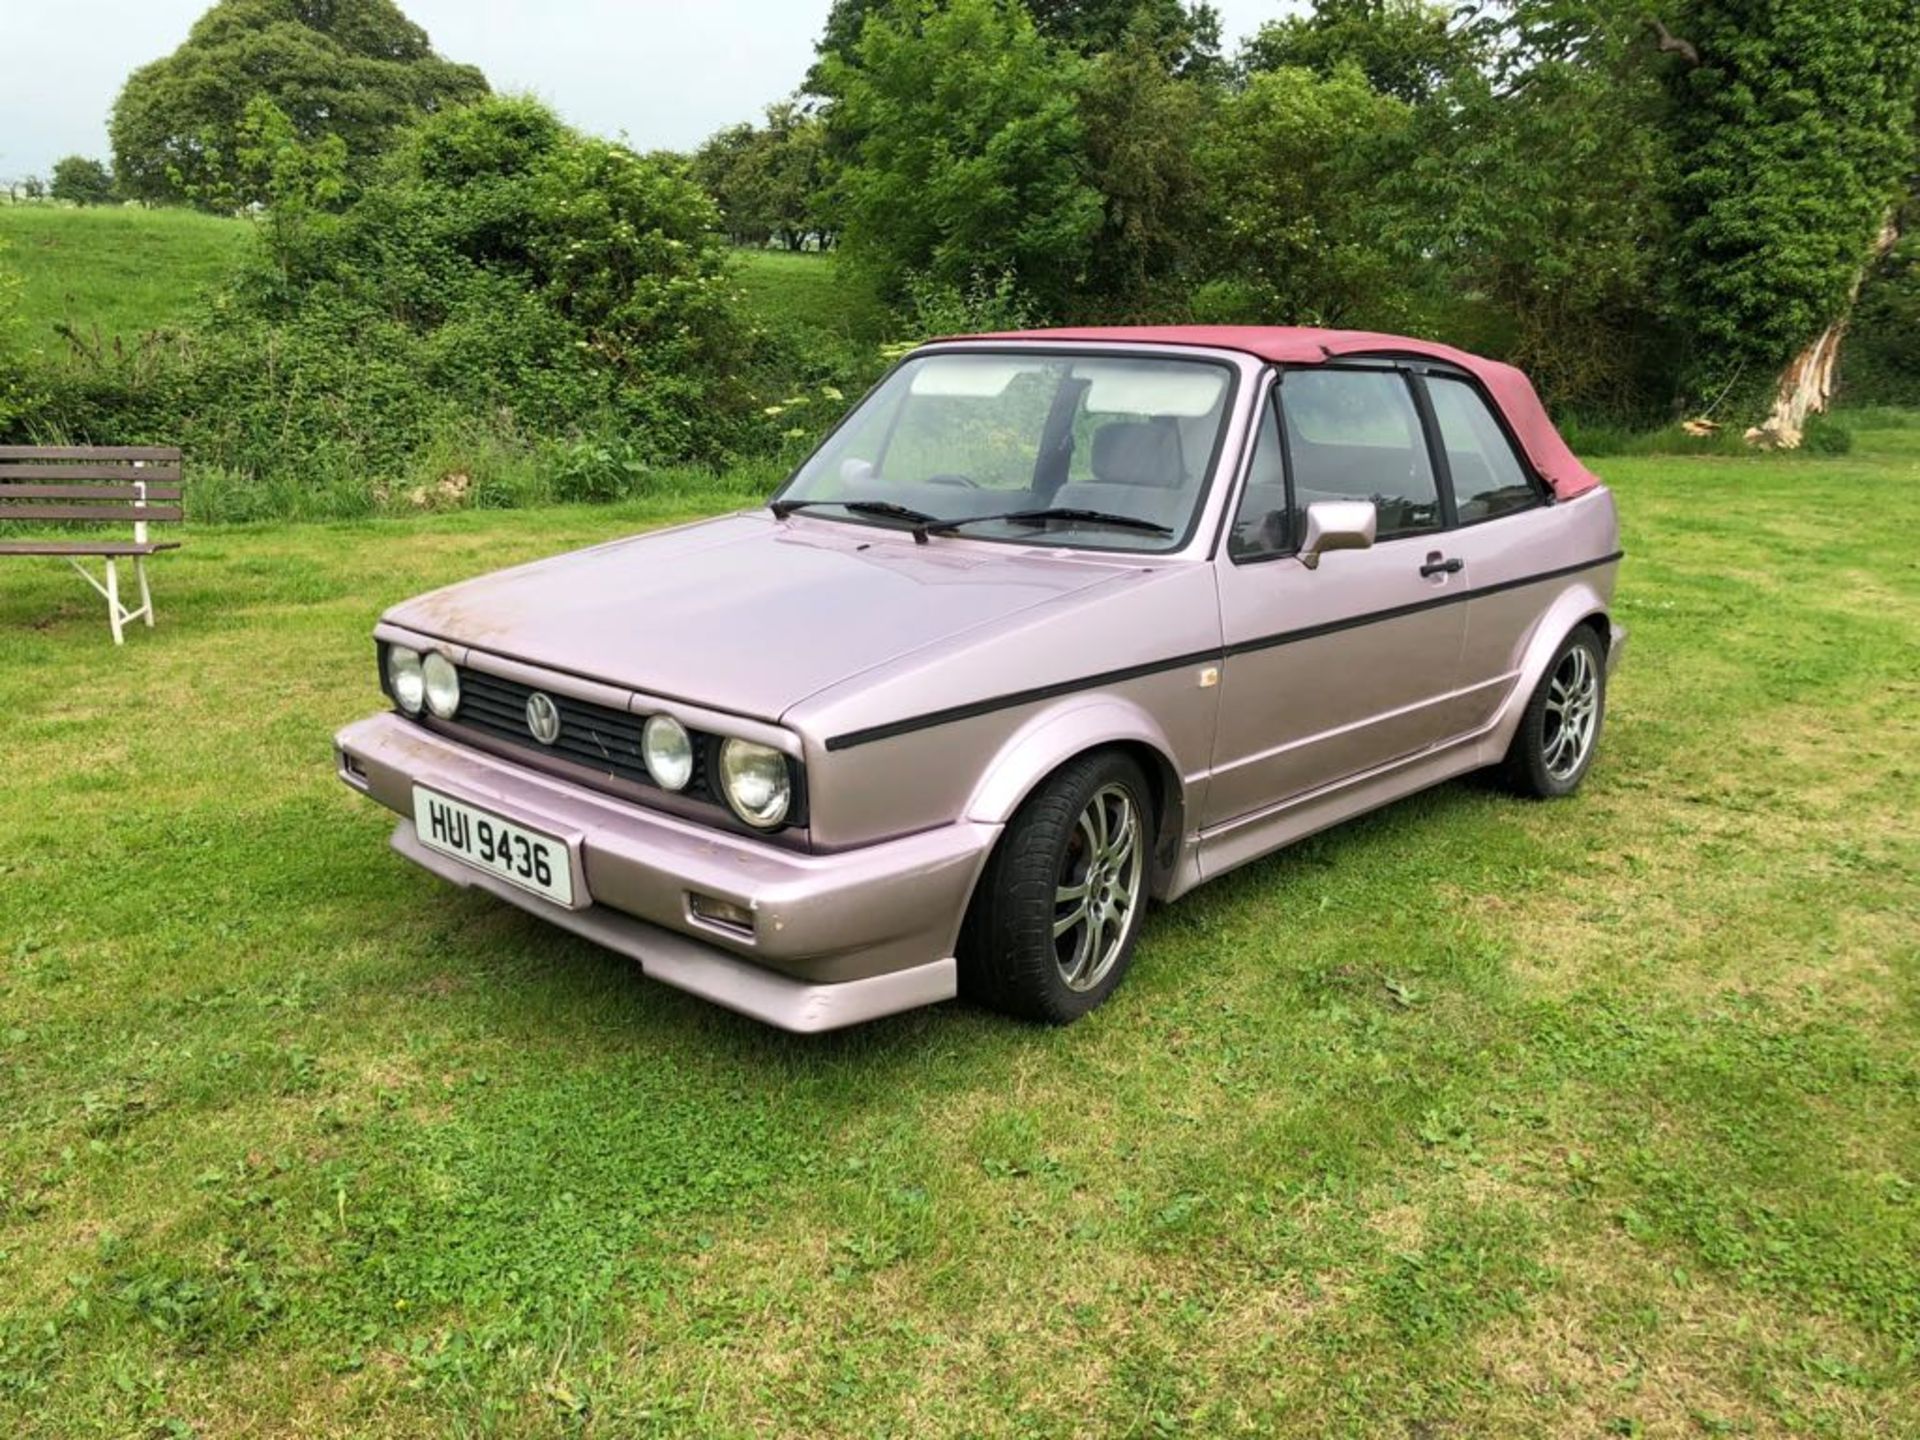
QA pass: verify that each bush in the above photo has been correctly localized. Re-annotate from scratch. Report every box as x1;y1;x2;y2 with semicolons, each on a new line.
1800;413;1854;455
33;96;764;509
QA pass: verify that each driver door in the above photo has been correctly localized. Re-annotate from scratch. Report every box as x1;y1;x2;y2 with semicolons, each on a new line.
1204;368;1468;829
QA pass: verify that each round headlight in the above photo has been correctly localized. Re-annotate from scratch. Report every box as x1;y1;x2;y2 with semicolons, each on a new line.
423;651;460;718
642;713;694;791
388;646;425;714
719;738;792;829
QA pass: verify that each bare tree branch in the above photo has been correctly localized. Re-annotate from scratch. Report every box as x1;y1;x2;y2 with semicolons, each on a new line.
1650;19;1701;66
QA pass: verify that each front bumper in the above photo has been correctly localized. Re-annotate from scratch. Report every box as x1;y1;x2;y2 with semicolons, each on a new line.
335;712;998;1031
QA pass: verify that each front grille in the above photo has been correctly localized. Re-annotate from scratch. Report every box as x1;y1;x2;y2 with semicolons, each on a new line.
375;640;807;832
453;667;714;802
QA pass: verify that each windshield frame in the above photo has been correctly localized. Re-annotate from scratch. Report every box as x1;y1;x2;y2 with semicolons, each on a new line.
766;343;1248;557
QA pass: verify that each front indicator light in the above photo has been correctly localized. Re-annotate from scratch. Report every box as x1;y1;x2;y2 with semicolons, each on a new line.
689;892;755;934
719;738;792;829
642;713;694;791
423;651;460;718
388;646;425;714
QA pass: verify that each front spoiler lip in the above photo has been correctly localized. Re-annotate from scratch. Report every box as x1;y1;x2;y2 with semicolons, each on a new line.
392;820;957;1032
334;710;998;1029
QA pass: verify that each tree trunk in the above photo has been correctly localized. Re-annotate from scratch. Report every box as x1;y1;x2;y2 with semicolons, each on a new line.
1746;213;1901;448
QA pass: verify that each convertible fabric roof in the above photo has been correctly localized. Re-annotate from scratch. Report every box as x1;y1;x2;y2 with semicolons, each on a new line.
958;325;1603;502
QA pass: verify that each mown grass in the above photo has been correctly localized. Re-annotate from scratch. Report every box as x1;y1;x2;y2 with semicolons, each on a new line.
732;249;891;349
0;205;250;356
1;420;1916;1437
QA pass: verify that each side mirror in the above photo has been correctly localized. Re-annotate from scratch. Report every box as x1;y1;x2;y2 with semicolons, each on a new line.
1298;500;1377;570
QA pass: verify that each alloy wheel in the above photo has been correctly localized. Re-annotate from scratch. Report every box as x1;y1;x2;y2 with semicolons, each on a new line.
1542;643;1600;780
1052;782;1145;992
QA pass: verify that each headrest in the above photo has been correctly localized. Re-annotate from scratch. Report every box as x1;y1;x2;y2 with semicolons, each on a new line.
1091;420;1184;488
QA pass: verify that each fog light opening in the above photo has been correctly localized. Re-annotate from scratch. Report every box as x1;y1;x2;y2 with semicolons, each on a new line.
688;892;755;936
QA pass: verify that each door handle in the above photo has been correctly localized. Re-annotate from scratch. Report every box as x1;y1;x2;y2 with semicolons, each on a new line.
1420;555;1464;578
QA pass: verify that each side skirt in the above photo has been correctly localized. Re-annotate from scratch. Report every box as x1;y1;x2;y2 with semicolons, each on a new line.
1186;725;1508;891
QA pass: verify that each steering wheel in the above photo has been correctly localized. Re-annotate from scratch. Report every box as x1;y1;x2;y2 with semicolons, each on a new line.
925;473;979;488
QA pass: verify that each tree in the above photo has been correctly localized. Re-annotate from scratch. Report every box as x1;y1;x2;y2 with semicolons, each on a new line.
1658;0;1920;441
1027;0;1222;74
818;0;1102;314
1402;8;1681;414
695;102;833;250
1240;0;1481;104
1078;23;1213;314
50;156;118;206
1195;65;1418;328
811;0;1221;88
110;0;487;208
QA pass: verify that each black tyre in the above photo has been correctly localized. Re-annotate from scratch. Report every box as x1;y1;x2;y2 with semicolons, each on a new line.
1501;623;1607;797
958;750;1153;1023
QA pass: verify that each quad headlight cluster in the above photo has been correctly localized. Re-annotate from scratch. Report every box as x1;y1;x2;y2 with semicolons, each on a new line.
383;645;797;830
387;645;462;719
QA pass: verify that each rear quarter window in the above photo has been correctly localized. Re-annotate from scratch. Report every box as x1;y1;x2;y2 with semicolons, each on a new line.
1426;375;1541;523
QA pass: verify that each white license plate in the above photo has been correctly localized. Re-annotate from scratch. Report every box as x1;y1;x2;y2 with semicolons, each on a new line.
412;787;576;907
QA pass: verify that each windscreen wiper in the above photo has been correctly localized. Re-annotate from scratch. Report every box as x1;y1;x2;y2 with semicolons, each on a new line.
769;497;945;541
925;507;1175;539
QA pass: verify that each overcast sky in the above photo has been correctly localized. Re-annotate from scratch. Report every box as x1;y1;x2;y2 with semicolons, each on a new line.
0;1;1297;181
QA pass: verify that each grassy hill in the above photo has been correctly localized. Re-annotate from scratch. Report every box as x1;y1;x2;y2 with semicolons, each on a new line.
0;204;250;355
0;207;880;358
732;248;891;346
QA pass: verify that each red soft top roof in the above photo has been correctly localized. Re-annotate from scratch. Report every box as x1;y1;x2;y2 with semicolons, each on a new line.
952;325;1601;502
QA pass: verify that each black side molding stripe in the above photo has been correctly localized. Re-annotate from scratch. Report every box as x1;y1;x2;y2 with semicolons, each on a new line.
824;647;1223;752
823;550;1623;752
1224;549;1625;659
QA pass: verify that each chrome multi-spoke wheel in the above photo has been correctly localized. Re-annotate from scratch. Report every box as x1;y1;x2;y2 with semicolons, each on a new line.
1502;625;1607;798
1541;642;1600;780
1052;782;1145;992
957;751;1155;1023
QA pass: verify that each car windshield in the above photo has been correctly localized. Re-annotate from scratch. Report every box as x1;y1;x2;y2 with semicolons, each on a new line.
776;351;1235;552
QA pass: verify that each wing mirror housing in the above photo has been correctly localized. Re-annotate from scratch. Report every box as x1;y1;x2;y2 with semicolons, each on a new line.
1298;501;1377;570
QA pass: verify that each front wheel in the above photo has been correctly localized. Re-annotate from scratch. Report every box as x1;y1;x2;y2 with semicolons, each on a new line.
1501;624;1607;797
958;751;1153;1023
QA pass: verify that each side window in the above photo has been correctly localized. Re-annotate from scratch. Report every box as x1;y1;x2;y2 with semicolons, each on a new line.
1425;375;1540;523
1280;370;1441;541
1229;393;1290;560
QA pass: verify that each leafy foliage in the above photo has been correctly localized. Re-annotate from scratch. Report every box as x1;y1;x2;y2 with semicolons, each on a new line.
1665;0;1920;402
1240;0;1479;103
819;0;1103;316
1194;65;1418;328
0;240;38;434
1843;229;1920;404
693;102;832;250
109;0;487;208
1405;22;1681;414
1077;24;1213;315
48;156;118;206
36;97;757;495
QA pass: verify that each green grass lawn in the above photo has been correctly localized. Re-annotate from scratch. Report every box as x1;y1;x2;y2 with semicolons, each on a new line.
733;248;891;347
0;205;250;357
1;423;1916;1438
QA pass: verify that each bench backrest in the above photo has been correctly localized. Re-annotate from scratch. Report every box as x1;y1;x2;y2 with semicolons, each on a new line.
0;447;184;533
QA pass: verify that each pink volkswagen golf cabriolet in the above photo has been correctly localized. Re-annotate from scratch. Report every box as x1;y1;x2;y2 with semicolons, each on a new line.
336;327;1624;1031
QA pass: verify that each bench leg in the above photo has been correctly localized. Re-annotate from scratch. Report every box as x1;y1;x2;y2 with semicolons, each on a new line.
106;559;125;645
136;556;154;628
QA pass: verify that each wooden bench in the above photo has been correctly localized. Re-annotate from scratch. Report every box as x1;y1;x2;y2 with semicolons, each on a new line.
0;446;184;644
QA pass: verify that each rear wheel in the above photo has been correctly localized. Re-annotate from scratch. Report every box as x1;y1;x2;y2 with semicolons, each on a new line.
1501;624;1607;797
958;750;1152;1023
